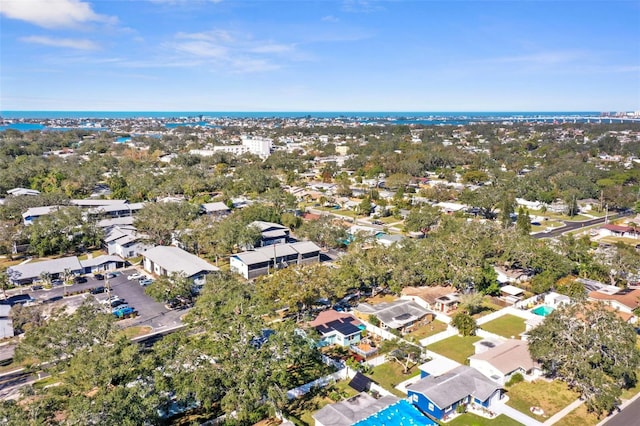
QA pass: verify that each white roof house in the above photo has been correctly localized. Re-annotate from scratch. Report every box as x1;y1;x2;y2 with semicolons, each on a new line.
469;339;542;385
142;246;219;279
229;241;322;279
7;256;83;285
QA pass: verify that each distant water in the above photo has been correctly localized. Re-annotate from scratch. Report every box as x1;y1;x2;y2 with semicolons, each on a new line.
1;111;600;120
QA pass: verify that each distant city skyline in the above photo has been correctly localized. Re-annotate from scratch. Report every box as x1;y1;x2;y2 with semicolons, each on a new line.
1;0;639;112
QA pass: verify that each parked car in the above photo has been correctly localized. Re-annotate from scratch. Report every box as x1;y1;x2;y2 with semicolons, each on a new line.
110;299;126;308
112;304;129;314
106;272;117;279
114;307;136;318
74;276;88;284
139;278;154;287
90;286;106;294
51;279;64;286
1;294;36;306
127;273;143;280
94;273;105;280
30;285;44;291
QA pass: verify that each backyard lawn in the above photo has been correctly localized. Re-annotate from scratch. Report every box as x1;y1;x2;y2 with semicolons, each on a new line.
426;335;482;364
405;320;448;343
554;403;603;426
284;380;359;426
366;361;421;397
446;413;523;426
506;379;580;422
480;314;526;339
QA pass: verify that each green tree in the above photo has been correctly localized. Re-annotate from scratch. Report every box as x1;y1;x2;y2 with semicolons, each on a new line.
457;292;484;315
134;201;200;245
404;203;442;235
528;302;640;415
145;272;194;303
451;312;477;336
381;338;423;374
516;206;532;235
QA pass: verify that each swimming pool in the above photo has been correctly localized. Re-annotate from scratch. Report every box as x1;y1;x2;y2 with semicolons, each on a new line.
354;399;436;426
532;305;555;317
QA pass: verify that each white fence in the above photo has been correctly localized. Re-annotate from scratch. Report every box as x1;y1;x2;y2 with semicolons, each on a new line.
286;369;348;399
419;327;458;346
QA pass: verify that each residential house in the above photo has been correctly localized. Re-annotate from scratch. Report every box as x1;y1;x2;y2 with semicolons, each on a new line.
7;188;40;196
401;285;459;311
0;305;14;339
434;292;461;313
201;201;231;217
142;246;219;282
22;205;61;225
375;233;404;247
494;266;532;284
499;284;525;305
103;226;150;259
229;241;321;279
417;357;460;379
354;299;433;334
309;310;365;348
312;392;400;426
7;256;83;285
469;339;542;385
599;224;638;239
407;365;503;421
250;221;290;246
588;287;640;315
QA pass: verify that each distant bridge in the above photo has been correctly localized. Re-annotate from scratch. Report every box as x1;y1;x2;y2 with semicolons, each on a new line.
499;116;640;124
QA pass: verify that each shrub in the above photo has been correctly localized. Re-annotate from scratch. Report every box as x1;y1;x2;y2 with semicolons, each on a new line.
505;372;524;387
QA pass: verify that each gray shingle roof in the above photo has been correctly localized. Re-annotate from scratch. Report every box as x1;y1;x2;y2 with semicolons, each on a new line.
312;393;398;426
80;255;124;269
8;256;83;282
250;221;288;231
407;365;502;409
355;299;431;329
143;246;219;277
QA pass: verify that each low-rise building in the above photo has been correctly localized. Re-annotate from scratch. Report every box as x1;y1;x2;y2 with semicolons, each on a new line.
354;299;433;335
142;246;219;281
407;365;503;421
7;256;83;285
469;339;542;385
309;311;365;348
229;241;321;279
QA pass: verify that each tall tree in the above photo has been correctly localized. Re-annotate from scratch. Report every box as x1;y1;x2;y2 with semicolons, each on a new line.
528;302;640;415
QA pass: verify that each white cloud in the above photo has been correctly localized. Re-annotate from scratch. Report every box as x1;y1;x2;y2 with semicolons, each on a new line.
165;30;300;73
0;0;116;29
21;35;99;50
322;15;340;23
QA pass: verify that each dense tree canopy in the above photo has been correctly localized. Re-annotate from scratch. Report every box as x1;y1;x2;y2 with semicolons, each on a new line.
528;302;640;415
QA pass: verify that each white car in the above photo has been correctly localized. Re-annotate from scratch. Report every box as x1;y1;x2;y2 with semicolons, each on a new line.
127;273;143;280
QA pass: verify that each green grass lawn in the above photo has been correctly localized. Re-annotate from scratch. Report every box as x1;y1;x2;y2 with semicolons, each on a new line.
405;320;448;343
471;300;504;320
598;236;640;246
481;314;526;339
426;335;482;364
284;380;359;426
446;413;524;426
506;380;580;422
554;403;603;426
366;361;420;397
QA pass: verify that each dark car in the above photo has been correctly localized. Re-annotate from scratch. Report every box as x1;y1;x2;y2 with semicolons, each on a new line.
51;279;63;286
110;299;126;308
90;286;106;294
94;273;105;280
74;276;88;284
1;294;36;306
30;284;44;291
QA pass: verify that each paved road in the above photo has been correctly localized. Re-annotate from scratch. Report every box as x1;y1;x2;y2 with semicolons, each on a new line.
534;214;621;239
603;396;640;426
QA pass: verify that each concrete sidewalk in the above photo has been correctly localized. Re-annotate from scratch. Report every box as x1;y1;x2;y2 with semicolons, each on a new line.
543;398;583;425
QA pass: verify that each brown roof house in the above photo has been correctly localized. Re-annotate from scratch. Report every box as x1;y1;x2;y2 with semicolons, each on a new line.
469;339;542;386
401;285;460;312
588;287;640;315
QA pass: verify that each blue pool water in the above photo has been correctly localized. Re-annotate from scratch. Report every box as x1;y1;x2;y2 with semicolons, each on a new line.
354;399;436;426
532;305;555;317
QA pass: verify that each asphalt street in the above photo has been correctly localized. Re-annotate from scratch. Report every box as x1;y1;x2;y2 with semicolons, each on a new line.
603;396;640;426
533;214;622;239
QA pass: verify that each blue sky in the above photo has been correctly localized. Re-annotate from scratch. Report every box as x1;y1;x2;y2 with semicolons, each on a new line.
1;0;639;111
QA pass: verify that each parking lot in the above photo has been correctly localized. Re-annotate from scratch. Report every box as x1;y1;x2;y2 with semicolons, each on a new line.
7;267;186;332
